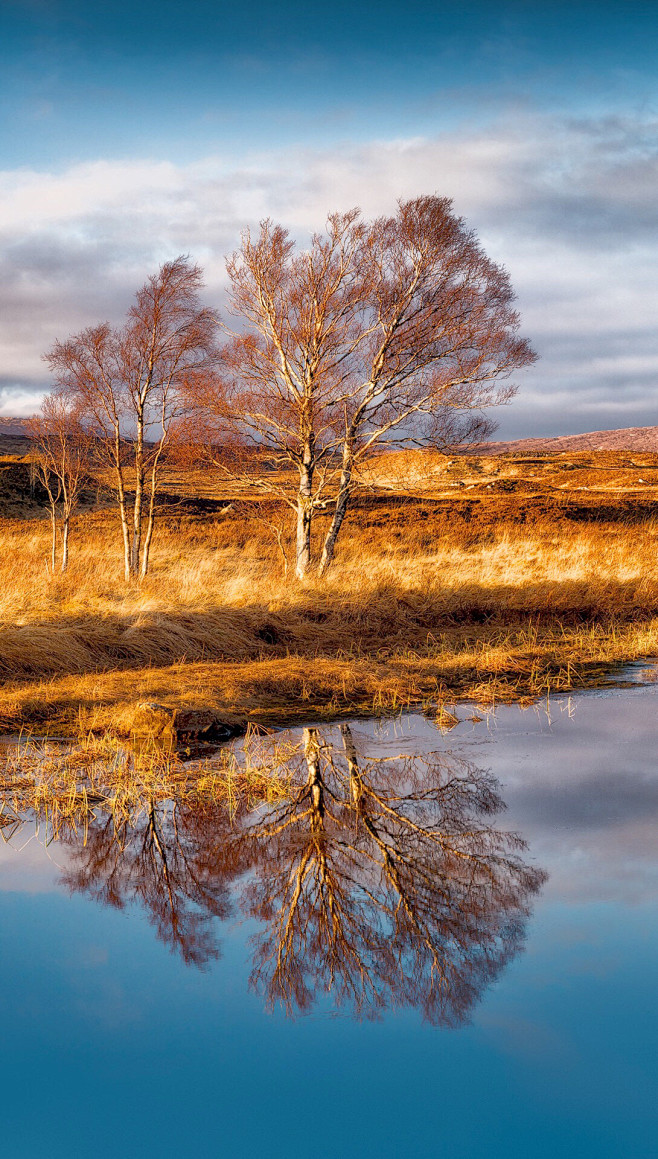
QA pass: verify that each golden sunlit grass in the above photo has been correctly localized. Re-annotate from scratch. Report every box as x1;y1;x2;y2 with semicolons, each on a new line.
0;727;293;839
1;451;658;733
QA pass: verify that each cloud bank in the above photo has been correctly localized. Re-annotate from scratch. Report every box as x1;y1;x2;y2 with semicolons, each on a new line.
1;110;657;437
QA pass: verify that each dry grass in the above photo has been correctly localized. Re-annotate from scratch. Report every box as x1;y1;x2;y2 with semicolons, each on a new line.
0;727;292;839
0;450;657;733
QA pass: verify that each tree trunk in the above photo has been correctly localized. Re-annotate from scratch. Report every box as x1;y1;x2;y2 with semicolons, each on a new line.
113;432;132;582
131;415;145;577
49;501;57;574
140;434;167;580
61;516;69;572
295;456;314;580
304;728;324;816
140;482;157;580
340;723;362;804
60;479;70;573
119;493;131;581
318;441;354;576
341;721;357;761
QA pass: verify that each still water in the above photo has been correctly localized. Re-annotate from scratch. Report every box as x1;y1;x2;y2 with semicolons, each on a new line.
1;685;657;1158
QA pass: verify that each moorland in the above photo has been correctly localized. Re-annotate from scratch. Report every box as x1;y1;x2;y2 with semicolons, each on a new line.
1;439;658;741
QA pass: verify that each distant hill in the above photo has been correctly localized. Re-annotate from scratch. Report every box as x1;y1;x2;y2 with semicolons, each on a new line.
472;425;658;455
0;417;32;438
0;417;33;455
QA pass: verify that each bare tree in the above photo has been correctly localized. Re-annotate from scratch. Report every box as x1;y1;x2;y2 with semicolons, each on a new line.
194;197;535;579
45;257;220;580
27;394;88;572
316;197;537;574
185;211;369;579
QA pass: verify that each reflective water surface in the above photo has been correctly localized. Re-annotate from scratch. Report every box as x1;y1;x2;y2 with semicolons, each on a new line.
1;686;657;1158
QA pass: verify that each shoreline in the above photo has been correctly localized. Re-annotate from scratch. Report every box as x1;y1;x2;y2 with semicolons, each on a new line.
1;620;657;739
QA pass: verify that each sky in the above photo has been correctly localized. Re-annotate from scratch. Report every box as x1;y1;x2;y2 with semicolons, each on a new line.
1;0;656;438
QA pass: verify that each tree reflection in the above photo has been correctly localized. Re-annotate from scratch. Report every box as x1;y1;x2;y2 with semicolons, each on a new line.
60;799;238;967
0;726;546;1021
236;725;545;1023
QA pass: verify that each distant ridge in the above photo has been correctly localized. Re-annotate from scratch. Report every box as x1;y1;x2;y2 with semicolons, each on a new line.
0;417;31;437
3;415;658;456
473;425;658;455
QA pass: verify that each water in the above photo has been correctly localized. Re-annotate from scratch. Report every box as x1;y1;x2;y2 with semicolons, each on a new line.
1;686;657;1158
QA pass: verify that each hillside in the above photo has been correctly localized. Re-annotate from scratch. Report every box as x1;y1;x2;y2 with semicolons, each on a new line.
0;417;32;456
472;425;658;455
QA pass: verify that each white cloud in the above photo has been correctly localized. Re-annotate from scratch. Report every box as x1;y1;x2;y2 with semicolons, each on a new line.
1;111;657;437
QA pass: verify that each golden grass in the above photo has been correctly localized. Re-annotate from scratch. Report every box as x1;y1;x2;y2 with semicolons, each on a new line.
1;453;657;733
0;727;292;839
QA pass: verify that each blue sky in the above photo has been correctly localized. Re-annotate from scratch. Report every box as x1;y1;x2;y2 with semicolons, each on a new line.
1;0;657;437
3;1;654;165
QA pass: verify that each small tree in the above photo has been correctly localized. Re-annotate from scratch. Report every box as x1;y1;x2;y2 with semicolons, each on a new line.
199;197;535;579
27;394;88;573
45;257;219;580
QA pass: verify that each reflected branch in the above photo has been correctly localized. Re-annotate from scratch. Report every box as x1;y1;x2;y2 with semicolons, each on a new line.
238;724;546;1023
61;799;235;967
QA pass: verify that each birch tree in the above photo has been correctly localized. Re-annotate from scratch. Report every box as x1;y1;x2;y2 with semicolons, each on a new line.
45;257;219;579
27;394;88;573
198;197;535;579
214;211;369;579
317;196;536;574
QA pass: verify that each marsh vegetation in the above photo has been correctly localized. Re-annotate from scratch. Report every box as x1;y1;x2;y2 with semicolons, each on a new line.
2;199;655;735
0;447;657;734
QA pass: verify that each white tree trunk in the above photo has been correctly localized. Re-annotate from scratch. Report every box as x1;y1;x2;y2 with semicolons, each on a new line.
112;433;132;582
304;728;324;815
295;457;314;579
61;517;69;572
141;485;157;580
318;442;354;576
49;502;57;574
131;414;145;577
